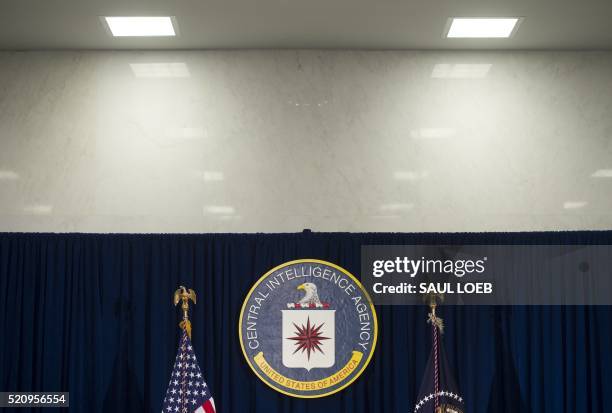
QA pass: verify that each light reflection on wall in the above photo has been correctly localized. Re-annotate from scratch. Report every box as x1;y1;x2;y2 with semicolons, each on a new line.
130;62;190;78
431;63;491;79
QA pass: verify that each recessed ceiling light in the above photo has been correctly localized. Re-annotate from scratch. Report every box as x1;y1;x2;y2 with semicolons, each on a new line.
446;18;520;38
104;16;176;37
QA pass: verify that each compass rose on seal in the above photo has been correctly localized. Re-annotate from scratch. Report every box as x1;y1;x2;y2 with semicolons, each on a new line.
287;316;330;360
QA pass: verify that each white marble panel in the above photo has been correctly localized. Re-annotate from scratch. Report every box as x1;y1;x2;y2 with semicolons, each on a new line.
0;51;611;233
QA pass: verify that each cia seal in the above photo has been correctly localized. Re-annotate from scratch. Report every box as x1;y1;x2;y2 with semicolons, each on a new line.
239;259;378;398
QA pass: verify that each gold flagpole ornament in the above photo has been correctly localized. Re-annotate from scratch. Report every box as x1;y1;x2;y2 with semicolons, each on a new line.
425;292;444;334
174;286;197;338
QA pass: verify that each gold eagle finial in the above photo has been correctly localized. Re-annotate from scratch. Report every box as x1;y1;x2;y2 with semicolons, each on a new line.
174;286;197;338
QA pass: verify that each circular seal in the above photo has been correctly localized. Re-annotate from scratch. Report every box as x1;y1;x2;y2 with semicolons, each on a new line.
239;259;378;398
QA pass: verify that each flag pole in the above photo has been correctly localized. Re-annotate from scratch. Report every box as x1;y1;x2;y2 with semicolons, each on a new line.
425;293;444;412
174;286;197;338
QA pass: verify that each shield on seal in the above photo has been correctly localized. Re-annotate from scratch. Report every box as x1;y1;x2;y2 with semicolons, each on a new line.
282;309;335;371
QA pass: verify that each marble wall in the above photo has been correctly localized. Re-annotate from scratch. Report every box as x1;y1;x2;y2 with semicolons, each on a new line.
0;50;611;233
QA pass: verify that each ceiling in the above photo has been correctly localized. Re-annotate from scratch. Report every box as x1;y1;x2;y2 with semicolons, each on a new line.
1;0;612;50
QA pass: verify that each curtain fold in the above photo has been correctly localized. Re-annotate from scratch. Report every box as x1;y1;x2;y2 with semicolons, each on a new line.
1;232;611;413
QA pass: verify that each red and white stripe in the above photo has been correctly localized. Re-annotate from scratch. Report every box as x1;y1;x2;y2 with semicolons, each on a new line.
195;398;215;413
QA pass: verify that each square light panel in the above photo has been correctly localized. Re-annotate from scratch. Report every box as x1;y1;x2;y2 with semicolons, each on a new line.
446;18;520;38
105;16;176;37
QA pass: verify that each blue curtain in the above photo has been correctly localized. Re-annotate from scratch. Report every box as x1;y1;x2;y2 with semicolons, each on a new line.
1;232;611;413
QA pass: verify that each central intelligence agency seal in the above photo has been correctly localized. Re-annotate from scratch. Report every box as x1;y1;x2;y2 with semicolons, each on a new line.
239;259;378;398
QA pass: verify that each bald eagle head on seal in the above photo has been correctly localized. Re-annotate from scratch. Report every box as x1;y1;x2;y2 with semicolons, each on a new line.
297;282;321;306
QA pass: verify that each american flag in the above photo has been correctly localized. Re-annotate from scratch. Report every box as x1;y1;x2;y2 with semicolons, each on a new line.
162;329;216;413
